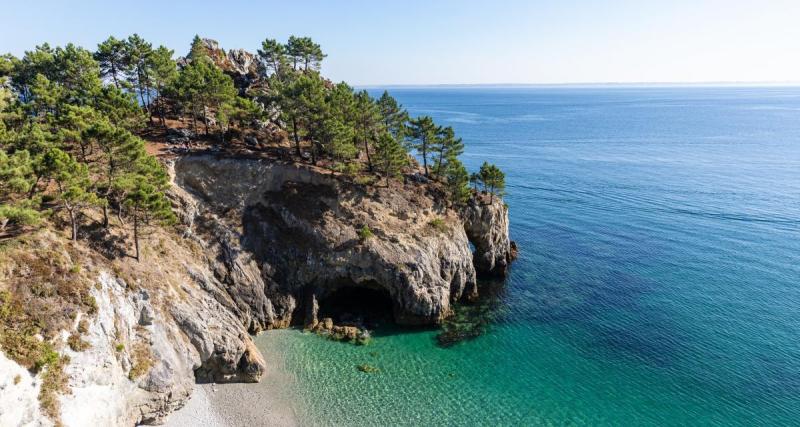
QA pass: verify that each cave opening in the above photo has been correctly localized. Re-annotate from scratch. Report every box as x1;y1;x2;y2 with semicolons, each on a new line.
317;283;395;329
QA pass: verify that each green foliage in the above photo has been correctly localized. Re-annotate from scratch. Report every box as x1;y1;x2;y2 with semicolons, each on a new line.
432;126;464;178
377;91;409;140
374;131;408;185
444;159;471;204
428;217;447;233
258;38;287;76
473;162;507;201
358;225;374;241
94;36;130;89
286;36;326;71
408;116;437;176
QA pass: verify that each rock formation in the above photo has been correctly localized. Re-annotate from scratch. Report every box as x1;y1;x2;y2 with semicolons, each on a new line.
461;195;515;276
0;153;513;426
172;155;485;327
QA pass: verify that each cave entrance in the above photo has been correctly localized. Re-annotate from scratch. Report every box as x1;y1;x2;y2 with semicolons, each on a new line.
318;283;395;329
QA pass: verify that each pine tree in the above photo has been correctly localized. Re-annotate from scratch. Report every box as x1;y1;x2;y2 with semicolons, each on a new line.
94;36;130;89
149;46;177;127
475;161;506;202
376;91;408;139
53;44;103;105
125;34;154;116
37;147;101;240
408;116;437;176
374;132;408;186
353;90;380;171
443;158;470;204
0;150;40;233
432;126;464;178
119;156;174;261
258;38;286;77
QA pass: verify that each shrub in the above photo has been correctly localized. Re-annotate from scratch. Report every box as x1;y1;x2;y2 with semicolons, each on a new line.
128;342;153;380
67;332;89;352
428;218;447;233
358;225;373;241
38;355;69;424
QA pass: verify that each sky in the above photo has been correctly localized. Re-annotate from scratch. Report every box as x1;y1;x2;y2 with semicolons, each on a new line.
3;0;800;86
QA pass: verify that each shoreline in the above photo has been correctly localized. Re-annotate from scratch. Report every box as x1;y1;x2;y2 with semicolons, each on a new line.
163;332;300;427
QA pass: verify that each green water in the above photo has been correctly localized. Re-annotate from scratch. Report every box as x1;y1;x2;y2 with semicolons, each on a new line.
255;87;800;426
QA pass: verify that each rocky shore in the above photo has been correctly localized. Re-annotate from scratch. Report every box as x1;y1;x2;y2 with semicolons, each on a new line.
0;153;513;426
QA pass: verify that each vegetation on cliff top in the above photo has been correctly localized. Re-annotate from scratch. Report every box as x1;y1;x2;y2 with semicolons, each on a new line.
0;33;507;422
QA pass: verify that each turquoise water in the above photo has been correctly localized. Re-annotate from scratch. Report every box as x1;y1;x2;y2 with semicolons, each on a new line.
257;87;800;426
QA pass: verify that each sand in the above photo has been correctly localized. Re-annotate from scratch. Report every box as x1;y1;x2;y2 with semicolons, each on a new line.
163;335;300;427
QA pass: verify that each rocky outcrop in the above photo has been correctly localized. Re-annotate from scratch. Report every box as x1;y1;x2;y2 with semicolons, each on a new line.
171;155;481;327
461;194;514;276
0;153;513;426
199;38;264;93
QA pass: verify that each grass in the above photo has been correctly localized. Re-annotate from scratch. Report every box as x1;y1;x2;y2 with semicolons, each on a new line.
358;225;374;241
38;355;70;426
67;332;89;352
128;341;153;380
428;217;448;233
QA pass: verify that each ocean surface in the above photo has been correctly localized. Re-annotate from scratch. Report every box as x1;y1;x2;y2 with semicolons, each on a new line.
255;86;800;426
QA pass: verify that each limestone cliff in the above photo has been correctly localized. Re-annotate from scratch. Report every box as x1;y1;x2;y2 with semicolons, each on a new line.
0;154;513;426
461;195;515;276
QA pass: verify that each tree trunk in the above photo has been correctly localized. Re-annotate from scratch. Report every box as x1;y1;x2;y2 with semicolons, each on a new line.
133;214;140;262
422;146;429;176
28;175;41;199
364;137;373;172
102;205;109;228
68;208;77;241
292;116;301;157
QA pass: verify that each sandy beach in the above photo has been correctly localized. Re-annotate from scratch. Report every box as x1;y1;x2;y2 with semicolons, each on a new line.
164;334;299;427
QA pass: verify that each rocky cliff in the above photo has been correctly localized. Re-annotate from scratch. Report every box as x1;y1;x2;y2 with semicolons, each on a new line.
0;154;513;426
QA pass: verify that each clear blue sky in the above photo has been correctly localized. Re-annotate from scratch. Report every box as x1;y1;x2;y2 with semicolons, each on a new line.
3;0;799;85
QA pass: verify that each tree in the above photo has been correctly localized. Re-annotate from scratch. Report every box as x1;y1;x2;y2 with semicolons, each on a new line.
408;116;437;176
275;72;314;157
171;57;235;136
376;91;408;140
0;150;40;233
475;162;506;202
37;147;101;240
52;44;103;106
87;119;146;226
149;46;177;127
119;156;174;261
443;159;470;204
258;38;286;77
125;34;154;116
94;36;130;89
353;90;380;171
432;126;464;178
10;44;56;103
286;36;325;71
373;132;408;186
188;35;209;61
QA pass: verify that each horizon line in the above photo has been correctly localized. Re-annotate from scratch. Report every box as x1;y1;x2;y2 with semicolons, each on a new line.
354;81;800;89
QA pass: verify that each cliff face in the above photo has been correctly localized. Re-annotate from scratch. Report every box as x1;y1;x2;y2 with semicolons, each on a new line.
0;154;513;426
172;155;483;327
461;196;515;276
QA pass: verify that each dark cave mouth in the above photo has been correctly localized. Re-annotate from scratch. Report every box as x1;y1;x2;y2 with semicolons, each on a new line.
317;285;395;328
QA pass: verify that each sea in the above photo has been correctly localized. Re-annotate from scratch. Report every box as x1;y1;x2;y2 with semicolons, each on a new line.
254;86;800;426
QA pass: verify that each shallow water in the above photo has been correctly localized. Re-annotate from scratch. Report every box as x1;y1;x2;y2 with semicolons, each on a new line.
257;86;800;426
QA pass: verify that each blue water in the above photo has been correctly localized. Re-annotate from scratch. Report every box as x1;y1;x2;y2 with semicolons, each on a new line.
258;86;800;426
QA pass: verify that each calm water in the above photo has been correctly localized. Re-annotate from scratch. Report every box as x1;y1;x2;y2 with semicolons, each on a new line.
256;87;800;426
